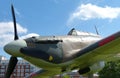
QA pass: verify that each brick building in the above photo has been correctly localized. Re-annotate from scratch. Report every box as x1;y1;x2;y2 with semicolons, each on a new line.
0;56;37;78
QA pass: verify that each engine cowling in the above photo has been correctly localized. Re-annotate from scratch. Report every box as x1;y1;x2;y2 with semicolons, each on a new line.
78;61;105;75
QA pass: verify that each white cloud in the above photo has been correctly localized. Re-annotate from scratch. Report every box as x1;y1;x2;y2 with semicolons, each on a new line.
0;22;39;47
21;33;39;39
67;3;120;26
0;22;27;34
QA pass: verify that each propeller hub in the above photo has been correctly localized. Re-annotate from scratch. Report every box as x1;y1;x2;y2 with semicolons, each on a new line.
4;40;27;56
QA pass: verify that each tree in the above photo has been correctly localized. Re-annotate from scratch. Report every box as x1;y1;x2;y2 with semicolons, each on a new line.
98;60;120;78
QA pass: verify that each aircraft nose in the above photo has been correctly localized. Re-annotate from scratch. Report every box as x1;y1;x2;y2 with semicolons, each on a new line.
4;40;27;56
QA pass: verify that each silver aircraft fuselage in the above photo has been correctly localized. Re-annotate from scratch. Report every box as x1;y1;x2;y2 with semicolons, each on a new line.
4;34;101;72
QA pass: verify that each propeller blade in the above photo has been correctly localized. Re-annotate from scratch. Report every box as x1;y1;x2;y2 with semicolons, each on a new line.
4;5;19;78
5;57;18;78
11;4;19;40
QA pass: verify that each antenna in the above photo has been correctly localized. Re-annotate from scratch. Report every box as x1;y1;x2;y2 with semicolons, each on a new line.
95;25;99;35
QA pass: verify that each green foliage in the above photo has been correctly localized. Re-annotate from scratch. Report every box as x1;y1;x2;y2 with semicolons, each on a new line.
98;60;120;78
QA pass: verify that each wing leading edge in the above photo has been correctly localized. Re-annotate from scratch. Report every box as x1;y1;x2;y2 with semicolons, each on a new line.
26;69;61;78
26;69;51;78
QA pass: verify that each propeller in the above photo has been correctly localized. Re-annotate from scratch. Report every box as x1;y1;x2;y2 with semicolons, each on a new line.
11;4;19;40
4;4;18;78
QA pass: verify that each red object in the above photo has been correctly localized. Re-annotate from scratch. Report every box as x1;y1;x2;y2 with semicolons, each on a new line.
99;35;115;46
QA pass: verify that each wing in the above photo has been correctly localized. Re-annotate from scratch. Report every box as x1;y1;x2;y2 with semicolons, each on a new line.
74;31;120;70
26;68;62;78
26;69;54;78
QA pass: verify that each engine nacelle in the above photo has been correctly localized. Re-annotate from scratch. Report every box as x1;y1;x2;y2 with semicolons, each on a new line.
78;61;105;74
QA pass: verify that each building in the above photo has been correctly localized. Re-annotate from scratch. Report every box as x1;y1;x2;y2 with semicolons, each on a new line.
0;56;37;78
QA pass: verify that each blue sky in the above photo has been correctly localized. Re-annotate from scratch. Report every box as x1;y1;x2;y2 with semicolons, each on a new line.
1;0;120;58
